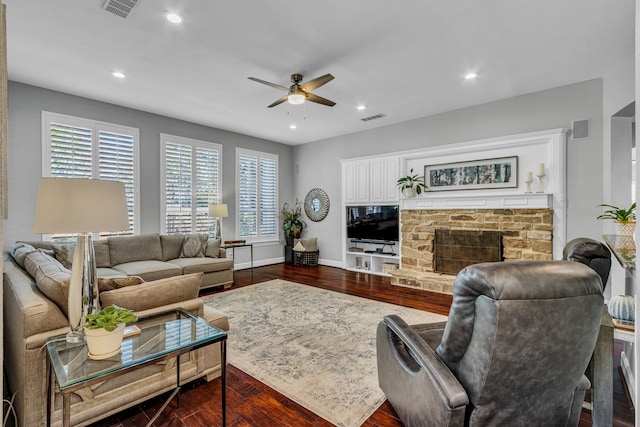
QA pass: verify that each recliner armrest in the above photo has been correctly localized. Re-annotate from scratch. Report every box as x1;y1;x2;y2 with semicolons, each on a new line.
377;315;468;426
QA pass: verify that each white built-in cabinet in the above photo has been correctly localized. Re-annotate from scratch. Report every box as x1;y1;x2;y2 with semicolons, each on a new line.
342;156;399;204
341;155;401;276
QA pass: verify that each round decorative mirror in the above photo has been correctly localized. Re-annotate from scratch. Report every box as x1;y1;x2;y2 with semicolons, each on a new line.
304;188;330;222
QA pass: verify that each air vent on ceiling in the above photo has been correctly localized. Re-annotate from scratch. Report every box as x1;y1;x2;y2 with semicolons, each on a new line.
361;113;386;122
103;0;139;19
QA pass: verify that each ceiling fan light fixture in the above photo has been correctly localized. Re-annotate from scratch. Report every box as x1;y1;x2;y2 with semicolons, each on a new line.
288;93;306;105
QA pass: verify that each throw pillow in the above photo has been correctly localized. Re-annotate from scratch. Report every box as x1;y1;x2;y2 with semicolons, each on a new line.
293;241;306;252
52;244;76;269
10;242;37;268
97;276;144;292
24;251;72;316
180;234;208;258
205;239;221;258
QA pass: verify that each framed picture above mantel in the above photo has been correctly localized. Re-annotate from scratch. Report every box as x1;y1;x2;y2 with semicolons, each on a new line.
424;156;518;192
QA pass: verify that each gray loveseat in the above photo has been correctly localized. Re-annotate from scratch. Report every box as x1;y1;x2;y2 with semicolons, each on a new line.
4;233;232;426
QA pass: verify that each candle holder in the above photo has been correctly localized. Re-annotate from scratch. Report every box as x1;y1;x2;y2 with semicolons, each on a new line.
536;172;545;193
524;176;533;194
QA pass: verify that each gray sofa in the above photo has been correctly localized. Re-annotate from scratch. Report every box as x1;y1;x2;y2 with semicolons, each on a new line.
21;233;235;290
3;234;233;427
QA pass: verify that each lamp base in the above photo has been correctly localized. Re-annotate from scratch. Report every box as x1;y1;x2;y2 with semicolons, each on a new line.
66;330;84;343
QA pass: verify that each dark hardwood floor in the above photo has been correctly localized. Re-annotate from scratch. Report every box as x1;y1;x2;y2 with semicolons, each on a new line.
88;264;633;427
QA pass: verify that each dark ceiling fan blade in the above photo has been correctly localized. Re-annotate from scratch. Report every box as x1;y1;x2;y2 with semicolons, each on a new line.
267;95;289;108
300;74;334;92
248;77;289;91
306;93;336;107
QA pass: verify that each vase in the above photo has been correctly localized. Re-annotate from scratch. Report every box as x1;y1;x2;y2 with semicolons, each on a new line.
615;221;636;236
402;188;417;198
84;323;125;360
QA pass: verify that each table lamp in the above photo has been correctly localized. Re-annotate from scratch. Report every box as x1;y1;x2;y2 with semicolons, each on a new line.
209;203;228;241
32;178;129;342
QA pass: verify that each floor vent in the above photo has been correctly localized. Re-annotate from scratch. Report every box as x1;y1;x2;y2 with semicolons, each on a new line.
361;113;386;122
103;0;139;19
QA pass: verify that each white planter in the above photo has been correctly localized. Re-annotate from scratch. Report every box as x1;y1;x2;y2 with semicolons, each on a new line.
84;323;125;360
402;188;417;198
615;221;636;237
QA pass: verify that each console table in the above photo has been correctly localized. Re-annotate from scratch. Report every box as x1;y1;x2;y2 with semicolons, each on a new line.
46;308;227;427
222;242;254;269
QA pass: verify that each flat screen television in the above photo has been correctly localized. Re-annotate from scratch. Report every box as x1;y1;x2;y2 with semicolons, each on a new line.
346;205;399;242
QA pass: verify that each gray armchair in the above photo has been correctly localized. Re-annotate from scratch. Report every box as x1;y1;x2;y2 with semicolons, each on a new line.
377;260;604;426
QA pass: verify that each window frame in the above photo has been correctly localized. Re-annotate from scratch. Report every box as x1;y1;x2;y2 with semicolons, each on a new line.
41;111;140;238
236;147;279;243
160;133;223;236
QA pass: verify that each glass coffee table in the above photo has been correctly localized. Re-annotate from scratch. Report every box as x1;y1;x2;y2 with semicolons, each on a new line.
46;308;227;427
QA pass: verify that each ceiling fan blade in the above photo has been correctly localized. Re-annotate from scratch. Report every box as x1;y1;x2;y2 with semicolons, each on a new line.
248;77;289;91
300;74;334;92
268;95;289;108
306;93;336;107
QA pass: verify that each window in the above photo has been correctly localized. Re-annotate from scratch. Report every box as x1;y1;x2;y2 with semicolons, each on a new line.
42;112;139;237
161;134;221;235
236;148;278;241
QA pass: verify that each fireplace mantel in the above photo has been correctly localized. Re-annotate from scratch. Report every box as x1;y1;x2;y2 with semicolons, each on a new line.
402;193;552;210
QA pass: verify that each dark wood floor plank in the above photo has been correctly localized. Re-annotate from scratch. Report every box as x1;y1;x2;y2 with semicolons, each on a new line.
89;264;633;427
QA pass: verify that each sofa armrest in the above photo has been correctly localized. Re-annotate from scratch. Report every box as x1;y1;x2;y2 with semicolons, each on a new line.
100;272;203;312
377;314;468;426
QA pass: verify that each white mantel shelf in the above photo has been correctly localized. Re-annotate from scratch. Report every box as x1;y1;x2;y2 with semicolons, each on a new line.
402;193;553;210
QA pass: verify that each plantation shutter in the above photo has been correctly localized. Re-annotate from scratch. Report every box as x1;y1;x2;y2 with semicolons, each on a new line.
238;154;258;237
237;148;278;240
161;135;221;235
98;129;136;236
43;112;139;238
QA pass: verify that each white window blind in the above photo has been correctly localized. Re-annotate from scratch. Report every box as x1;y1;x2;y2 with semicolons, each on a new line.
161;134;221;235
42;112;139;238
237;148;278;240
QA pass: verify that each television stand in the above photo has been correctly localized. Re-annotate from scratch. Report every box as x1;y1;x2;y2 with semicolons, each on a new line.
345;239;399;276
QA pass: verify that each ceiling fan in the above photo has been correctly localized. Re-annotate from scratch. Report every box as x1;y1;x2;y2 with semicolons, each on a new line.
248;73;336;108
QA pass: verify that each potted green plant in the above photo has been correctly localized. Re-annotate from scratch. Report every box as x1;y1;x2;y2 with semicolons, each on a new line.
281;199;307;246
397;168;428;198
84;305;138;359
597;202;636;236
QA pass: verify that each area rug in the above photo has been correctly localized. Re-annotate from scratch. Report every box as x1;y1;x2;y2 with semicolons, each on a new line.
201;279;447;427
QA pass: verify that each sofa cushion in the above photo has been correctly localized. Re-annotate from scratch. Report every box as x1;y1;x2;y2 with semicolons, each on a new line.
168;257;234;275
112;260;182;282
24;251;72;316
205;239;221;258
180;234;208;258
98;276;144;292
109;234;163;265
100;273;203;312
10;242;37;268
51;243;75;269
97;267;128;278
160;234;185;261
94;240;111;268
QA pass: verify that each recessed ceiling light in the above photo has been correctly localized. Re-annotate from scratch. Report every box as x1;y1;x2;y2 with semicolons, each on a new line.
165;12;183;24
464;73;478;80
112;71;126;79
290;124;297;130
357;105;366;111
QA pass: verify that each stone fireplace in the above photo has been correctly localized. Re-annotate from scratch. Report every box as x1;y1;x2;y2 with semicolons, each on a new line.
391;208;553;293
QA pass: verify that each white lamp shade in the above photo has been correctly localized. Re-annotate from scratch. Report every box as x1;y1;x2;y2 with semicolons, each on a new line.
209;203;228;218
32;178;130;234
288;93;306;105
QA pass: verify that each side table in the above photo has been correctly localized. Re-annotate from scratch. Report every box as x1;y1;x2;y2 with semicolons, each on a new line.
46;308;227;427
222;242;254;269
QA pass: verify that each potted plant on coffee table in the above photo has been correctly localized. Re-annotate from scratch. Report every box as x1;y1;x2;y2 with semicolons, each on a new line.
597;202;636;236
84;305;138;360
397;168;428;198
281;199;306;246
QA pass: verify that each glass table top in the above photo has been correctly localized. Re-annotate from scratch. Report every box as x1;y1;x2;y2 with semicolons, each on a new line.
46;308;226;390
602;234;636;270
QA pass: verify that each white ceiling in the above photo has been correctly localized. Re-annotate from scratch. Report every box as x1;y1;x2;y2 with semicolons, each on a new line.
3;0;635;146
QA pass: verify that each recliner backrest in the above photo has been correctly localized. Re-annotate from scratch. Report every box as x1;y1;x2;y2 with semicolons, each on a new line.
562;237;611;290
436;260;604;426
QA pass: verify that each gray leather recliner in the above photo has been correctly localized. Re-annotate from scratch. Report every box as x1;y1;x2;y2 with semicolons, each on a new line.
377;260;604;427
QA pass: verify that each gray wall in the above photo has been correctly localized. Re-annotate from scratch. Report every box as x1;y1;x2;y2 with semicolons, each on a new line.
294;78;605;263
5;81;294;263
